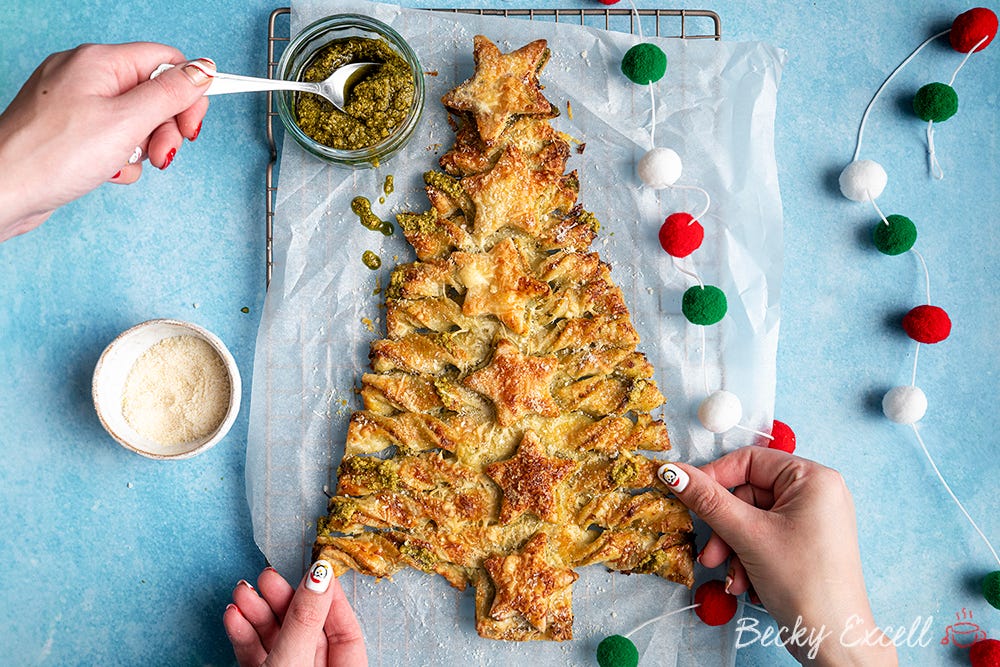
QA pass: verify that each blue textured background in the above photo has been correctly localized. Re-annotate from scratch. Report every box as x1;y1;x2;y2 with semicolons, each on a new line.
0;2;997;665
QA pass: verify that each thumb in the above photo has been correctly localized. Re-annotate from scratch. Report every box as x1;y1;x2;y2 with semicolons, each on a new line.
118;58;215;135
266;560;337;664
658;462;759;550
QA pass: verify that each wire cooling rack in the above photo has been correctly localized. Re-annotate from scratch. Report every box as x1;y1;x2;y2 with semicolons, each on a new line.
263;6;721;287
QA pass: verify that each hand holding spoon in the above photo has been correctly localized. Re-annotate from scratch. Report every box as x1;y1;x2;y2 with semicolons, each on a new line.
151;61;379;111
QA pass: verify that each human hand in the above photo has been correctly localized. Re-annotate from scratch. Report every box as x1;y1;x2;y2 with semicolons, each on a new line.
0;42;214;242
223;561;368;667
660;447;898;666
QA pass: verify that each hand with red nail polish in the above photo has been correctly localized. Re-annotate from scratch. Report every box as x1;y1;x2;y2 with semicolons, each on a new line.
661;450;898;666
0;42;214;242
223;564;368;667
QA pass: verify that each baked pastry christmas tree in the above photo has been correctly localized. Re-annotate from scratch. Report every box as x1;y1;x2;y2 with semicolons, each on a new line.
315;35;694;642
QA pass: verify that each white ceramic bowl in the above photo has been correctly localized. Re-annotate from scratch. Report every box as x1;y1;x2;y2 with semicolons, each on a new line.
92;319;242;459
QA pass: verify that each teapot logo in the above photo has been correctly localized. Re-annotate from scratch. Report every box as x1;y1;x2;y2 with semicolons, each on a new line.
940;608;987;648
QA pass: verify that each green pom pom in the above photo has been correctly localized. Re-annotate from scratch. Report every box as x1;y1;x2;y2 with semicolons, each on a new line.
984;570;1000;610
597;634;639;667
682;285;727;325
621;43;667;84
872;214;917;255
913;82;958;122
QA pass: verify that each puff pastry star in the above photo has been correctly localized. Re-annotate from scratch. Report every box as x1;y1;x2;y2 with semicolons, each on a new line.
486;431;577;524
463;338;560;426
462;145;559;239
442;35;556;144
452;238;550;335
483;531;578;637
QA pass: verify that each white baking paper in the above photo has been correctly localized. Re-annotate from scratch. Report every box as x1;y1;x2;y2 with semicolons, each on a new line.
247;2;785;664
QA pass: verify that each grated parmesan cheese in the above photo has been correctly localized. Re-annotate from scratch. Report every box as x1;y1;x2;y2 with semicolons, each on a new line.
121;335;231;445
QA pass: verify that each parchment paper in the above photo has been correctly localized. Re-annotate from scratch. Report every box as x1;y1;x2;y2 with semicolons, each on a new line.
247;2;785;664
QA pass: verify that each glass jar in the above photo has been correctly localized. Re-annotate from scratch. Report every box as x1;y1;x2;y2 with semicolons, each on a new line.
276;14;424;168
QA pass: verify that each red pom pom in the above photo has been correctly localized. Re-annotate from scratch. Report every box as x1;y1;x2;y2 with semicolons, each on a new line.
694;580;738;626
659;212;705;258
970;639;1000;667
951;7;998;52
768;420;796;453
902;305;952;344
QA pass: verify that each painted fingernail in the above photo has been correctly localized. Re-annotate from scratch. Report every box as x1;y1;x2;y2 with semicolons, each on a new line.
149;63;174;80
237;579;255;591
657;463;690;493
263;566;277;573
127;146;143;165
725;575;734;594
182;58;216;86
225;603;238;613
305;560;332;593
191;121;202;141
161;148;176;170
696;550;705;566
112;170;121;179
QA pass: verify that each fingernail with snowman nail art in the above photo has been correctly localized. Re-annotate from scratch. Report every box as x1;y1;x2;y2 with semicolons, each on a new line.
657;463;690;493
305;560;332;593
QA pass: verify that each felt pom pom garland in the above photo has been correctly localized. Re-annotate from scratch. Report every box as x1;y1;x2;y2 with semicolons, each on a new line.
597;5;997;662
618;14;794;449
840;6;1000;634
595;3;789;659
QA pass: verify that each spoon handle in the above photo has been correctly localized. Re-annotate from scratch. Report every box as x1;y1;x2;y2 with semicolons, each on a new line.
205;71;317;97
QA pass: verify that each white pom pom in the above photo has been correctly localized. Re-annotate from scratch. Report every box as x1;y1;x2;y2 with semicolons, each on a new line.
698;390;743;433
882;385;927;424
637;147;682;189
839;159;887;202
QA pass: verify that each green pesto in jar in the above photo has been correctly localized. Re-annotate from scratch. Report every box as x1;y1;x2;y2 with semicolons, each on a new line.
295;37;414;150
362;250;381;270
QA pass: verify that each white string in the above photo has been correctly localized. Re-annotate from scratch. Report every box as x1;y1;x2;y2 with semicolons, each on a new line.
927;121;944;180
907;248;930;388
852;30;950;161
911;424;1000;567
672;257;704;288
949;35;988;85
734;423;773;440
624;603;700;638
669;184;712;223
911;248;932;304
624;599;772;640
648;82;657;150
700;325;710;396
627;0;645;40
926;35;989;180
868;192;890;226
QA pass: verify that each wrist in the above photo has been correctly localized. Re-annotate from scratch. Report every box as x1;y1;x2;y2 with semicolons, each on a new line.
0;110;52;241
810;624;899;667
789;609;898;667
